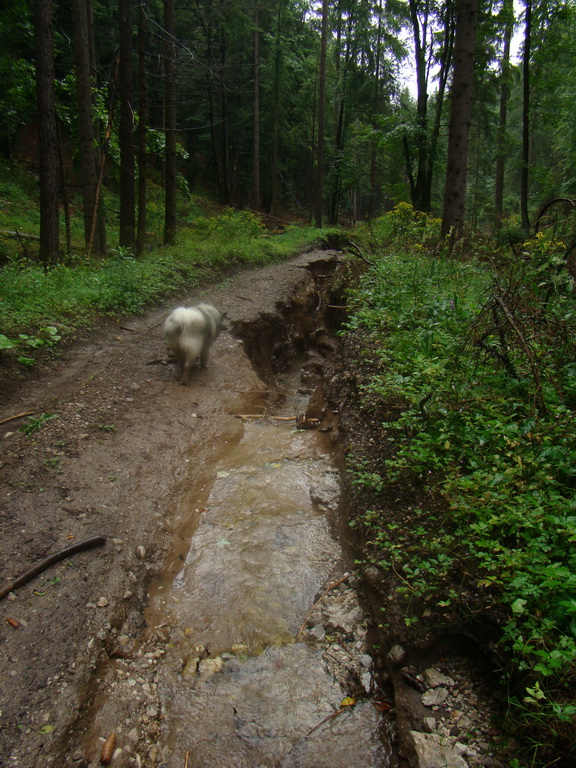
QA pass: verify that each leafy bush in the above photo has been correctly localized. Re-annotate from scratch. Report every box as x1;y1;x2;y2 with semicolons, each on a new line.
345;215;576;764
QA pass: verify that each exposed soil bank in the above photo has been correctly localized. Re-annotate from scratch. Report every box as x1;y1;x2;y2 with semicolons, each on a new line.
0;250;506;768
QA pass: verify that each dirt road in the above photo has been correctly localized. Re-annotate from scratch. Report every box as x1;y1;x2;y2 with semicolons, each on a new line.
0;249;511;768
1;251;394;767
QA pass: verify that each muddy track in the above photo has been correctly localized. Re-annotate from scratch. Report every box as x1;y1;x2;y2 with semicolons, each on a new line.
0;250;510;768
0;250;375;767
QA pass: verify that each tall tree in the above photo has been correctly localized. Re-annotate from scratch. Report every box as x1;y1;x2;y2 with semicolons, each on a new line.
119;0;135;248
136;1;148;256
163;0;177;245
441;0;479;238
313;0;328;228
494;0;514;232
33;0;59;267
403;0;454;213
72;0;104;255
251;1;261;211
520;0;532;232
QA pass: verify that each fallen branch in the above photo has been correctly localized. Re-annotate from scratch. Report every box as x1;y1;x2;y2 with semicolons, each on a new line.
347;240;374;266
0;228;40;241
296;572;350;639
0;410;36;427
233;414;297;421
0;535;106;601
304;707;348;738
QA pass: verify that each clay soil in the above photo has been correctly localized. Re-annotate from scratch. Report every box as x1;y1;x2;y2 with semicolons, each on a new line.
0;251;347;767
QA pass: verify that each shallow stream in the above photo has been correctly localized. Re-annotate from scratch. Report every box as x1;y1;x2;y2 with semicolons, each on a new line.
144;367;392;767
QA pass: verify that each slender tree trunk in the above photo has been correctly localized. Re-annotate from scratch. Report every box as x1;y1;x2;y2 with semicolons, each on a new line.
33;0;59;268
520;0;532;233
87;0;106;255
220;32;230;205
313;0;328;228
408;0;429;212
269;0;284;217
136;3;148;256
328;13;347;225
424;0;455;213
119;0;135;248
72;0;101;253
368;0;383;221
163;0;177;245
251;1;261;211
494;0;513;232
441;0;479;239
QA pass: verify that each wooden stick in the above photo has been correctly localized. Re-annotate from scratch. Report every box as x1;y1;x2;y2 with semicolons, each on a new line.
304;707;347;738
0;535;106;601
233;414;298;421
0;410;36;427
296;572;350;639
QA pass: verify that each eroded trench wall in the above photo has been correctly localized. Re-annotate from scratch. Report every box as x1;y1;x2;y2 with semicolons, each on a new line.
229;254;349;383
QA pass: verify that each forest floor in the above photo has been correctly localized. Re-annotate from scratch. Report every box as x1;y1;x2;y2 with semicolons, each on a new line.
0;251;510;768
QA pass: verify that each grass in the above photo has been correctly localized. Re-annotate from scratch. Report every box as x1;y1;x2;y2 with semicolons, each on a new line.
344;204;576;766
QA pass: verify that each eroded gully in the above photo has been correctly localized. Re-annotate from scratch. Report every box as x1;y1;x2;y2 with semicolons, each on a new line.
72;250;396;767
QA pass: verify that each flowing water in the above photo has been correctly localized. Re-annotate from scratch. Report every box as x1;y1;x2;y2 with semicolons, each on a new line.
144;369;392;767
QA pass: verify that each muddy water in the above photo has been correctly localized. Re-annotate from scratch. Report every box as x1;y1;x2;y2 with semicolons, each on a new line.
145;371;391;767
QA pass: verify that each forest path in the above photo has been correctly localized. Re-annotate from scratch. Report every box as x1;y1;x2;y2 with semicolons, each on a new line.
0;250;394;767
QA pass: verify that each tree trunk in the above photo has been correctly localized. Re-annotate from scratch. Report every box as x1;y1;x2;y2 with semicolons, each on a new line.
87;0;107;255
33;0;59;268
520;0;532;233
440;0;479;239
269;0;285;217
251;1;261;211
494;0;514;232
136;3;148;256
313;0;328;228
163;0;177;245
119;0;135;248
408;0;429;212
368;0;383;221
220;31;230;205
424;0;455;213
72;0;101;254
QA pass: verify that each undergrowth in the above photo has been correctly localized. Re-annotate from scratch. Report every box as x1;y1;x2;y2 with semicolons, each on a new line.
346;204;576;766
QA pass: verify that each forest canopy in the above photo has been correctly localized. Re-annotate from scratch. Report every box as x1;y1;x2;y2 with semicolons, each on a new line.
0;0;575;261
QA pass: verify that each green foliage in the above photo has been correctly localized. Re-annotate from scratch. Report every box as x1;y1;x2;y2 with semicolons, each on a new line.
346;205;576;762
19;412;58;436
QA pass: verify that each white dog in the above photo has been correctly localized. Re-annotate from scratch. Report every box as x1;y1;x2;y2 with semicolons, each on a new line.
163;303;225;384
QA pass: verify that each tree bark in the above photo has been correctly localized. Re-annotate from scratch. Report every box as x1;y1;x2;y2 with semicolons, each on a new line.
136;3;148;256
164;0;177;245
313;0;328;228
119;0;135;248
520;0;532;233
251;1;261;211
33;0;60;268
424;0;455;213
494;0;514;233
269;0;284;217
72;0;102;254
440;0;479;239
408;0;429;212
